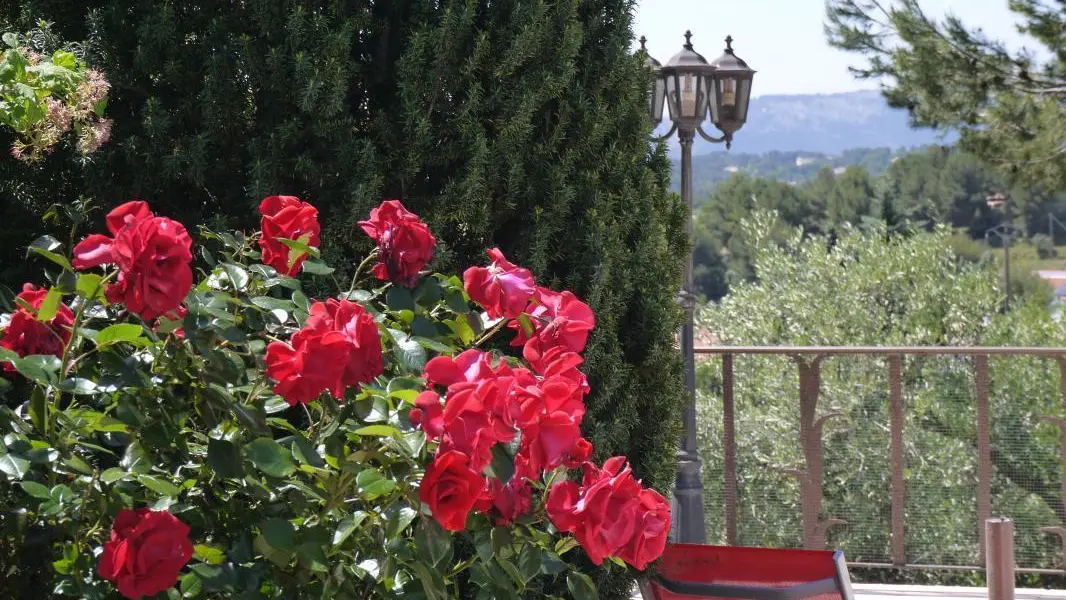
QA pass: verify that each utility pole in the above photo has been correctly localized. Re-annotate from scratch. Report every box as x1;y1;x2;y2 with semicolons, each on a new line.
986;193;1020;311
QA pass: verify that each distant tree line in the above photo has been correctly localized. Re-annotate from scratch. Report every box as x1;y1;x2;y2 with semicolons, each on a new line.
682;147;904;201
693;146;1066;300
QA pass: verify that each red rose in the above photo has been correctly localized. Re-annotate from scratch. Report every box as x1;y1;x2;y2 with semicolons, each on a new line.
565;437;594;468
423;349;512;388
509;288;595;368
98;508;194;599
545;457;668;568
264;329;349;406
0;283;74;372
420;450;485;531
463;248;536;319
410;390;445;440
617;488;672;570
491;478;532;525
546;480;582;533
265;299;384;405
303;299;383;396
73;201;193;321
516;410;582;477
258;195;321;276
358;200;436;287
436;387;507;470
569;458;643;565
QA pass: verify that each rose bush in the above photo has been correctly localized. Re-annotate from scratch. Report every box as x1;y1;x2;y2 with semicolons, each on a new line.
0;197;668;599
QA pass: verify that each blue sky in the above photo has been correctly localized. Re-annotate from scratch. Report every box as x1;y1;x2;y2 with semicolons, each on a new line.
634;0;1033;97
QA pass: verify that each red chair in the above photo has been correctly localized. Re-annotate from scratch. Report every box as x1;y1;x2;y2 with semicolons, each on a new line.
638;544;856;600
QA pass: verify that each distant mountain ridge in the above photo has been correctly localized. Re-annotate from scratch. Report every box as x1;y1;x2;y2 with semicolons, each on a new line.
659;90;952;157
662;90;956;197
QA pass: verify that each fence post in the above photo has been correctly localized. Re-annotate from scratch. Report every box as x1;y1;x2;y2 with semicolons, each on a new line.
986;518;1015;600
976;355;993;563
889;355;906;566
723;353;738;546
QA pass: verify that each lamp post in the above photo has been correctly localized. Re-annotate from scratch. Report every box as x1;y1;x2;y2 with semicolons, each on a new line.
985;193;1021;311
641;32;755;543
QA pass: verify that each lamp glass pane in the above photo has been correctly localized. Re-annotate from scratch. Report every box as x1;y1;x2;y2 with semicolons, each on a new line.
695;72;711;121
707;76;721;124
679;71;698;118
653;76;666;124
665;71;680;121
735;77;752;123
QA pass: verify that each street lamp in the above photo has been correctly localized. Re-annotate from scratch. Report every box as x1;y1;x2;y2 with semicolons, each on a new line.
986;193;1022;311
641;32;755;544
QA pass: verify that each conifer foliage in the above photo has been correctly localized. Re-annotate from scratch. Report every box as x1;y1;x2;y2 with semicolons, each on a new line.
2;1;686;596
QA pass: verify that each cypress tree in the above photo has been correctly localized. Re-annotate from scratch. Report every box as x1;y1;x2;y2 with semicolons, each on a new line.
3;2;686;596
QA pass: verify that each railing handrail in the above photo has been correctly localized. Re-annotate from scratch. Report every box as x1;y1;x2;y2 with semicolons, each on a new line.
696;346;1066;356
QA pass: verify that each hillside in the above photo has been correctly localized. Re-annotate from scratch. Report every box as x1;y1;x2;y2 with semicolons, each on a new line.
684;147;919;201
663;90;954;196
659;90;950;156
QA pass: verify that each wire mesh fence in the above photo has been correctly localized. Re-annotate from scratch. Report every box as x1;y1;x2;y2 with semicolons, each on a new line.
694;348;1066;573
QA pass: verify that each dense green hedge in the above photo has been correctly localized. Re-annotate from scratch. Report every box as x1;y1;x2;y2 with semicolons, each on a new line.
2;2;687;597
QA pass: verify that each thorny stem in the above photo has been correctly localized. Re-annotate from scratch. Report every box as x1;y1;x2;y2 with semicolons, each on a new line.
473;319;508;347
348;250;380;294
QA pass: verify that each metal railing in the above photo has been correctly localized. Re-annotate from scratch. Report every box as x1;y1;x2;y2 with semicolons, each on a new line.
695;346;1066;574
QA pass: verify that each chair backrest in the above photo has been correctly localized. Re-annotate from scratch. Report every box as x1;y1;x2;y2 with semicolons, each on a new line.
639;544;855;600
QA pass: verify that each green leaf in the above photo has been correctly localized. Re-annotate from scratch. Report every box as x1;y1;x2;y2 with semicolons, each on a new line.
0;453;29;479
356;468;397;500
75;273;107;302
291;290;310;312
416;518;452;566
51;50;76;69
138;474;181;497
246;437;295;478
50;484;73;504
27;236;72;271
296;542;329;572
19;480;51;499
386;287;416;312
290;436;325;468
555;537;580;556
207;438;245;479
263;397;290;414
250;296;293;311
395;336;428;371
301;260;334;275
35;288;61;322
498;558;524;587
566;572;599;600
260;518;295;550
57;378;97;395
0;285;16;311
16;355;60;385
221;263;249;291
232;403;269;435
415;337;454;354
517;545;542;583
100;467;128;483
56;270;77;294
253;534;294;568
276;237;320;259
96;323;146;347
540;551;568;575
2;32;17;48
332;511;368;547
28;386;46;432
353;424;401;438
180;572;203;596
446;291;470;314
